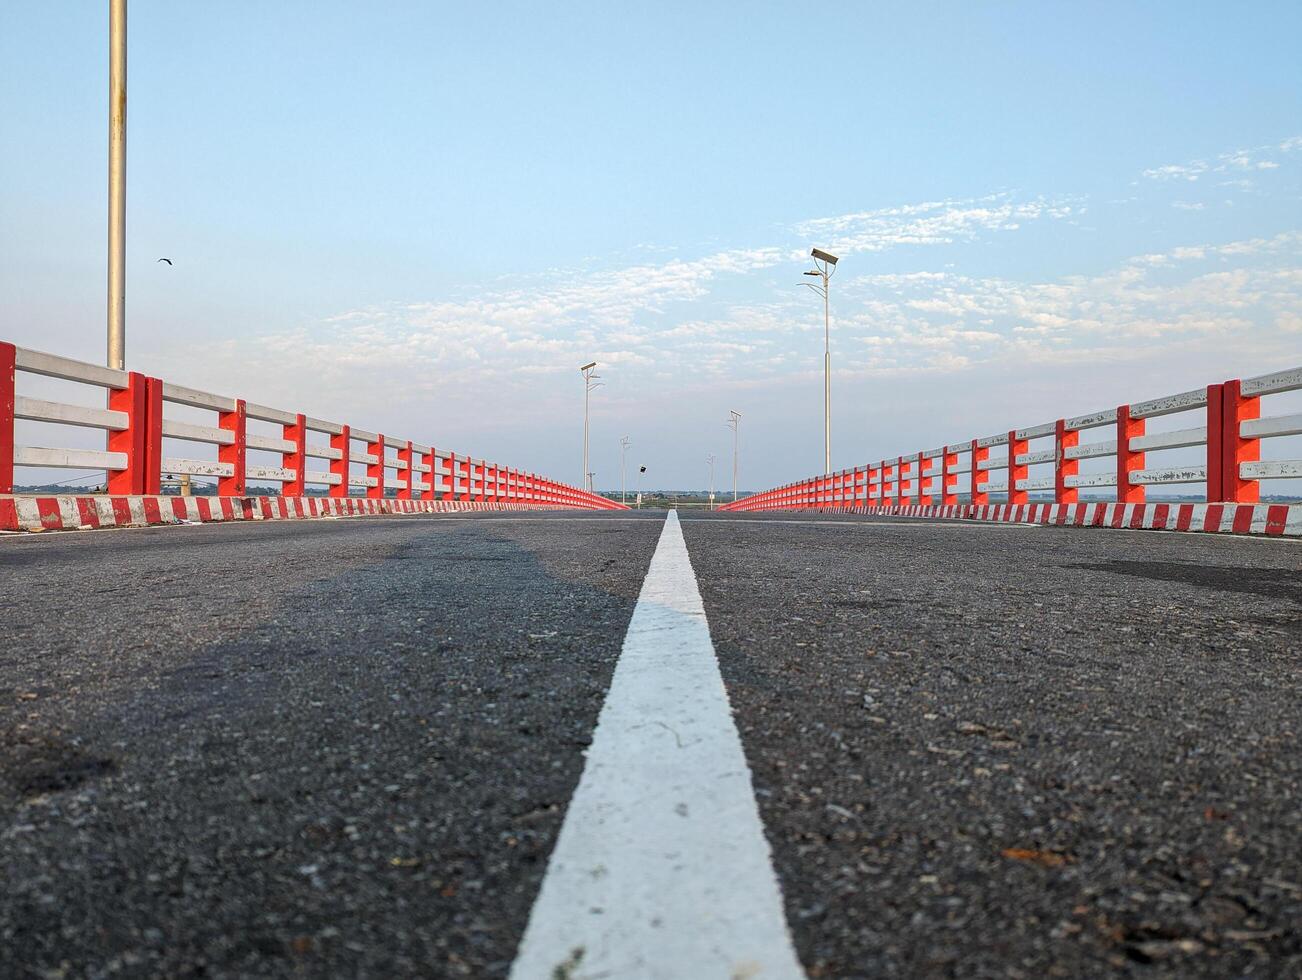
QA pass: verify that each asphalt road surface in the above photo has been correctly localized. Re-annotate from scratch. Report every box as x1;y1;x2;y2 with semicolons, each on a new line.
1;510;1298;979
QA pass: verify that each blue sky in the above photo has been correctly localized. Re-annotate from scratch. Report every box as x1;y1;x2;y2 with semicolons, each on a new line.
3;2;1300;490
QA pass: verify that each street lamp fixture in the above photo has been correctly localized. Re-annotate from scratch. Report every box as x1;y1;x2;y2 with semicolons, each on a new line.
802;247;839;476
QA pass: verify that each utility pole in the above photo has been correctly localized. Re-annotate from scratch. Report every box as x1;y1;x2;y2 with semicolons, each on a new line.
580;362;601;491
727;411;741;501
108;0;127;370
620;435;631;505
802;248;839;475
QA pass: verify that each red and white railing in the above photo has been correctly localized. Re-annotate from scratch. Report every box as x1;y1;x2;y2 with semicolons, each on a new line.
0;340;623;510
723;365;1302;513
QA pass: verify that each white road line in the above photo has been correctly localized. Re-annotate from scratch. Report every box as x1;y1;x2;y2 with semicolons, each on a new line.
509;510;805;980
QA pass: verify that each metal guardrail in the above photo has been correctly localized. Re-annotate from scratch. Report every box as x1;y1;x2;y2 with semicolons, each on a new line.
0;341;622;510
723;366;1302;512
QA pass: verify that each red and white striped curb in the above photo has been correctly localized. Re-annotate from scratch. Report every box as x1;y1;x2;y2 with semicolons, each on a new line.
0;495;581;533
800;501;1302;537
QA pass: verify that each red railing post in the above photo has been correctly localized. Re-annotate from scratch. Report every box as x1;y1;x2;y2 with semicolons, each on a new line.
328;424;350;498
1116;405;1145;504
941;446;959;506
107;371;147;495
0;342;14;494
970;439;989;506
1054;419;1078;505
918;454;933;506
366;433;386;499
1206;384;1224;502
217;398;247;496
422;446;437;499
1008;429;1029;505
1220;379;1260;502
282;413;306;497
396;440;414;500
143;377;163;495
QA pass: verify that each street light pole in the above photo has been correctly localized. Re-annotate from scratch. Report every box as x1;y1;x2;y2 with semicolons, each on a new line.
803;248;839;475
727;410;742;501
580;362;601;491
620;435;631;505
707;453;716;509
108;0;127;371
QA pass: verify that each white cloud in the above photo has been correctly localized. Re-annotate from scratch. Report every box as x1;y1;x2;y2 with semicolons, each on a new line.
1141;134;1301;182
824;232;1302;378
793;194;1077;255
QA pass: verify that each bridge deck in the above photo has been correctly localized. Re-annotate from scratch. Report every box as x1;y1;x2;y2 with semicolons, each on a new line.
1;512;1298;977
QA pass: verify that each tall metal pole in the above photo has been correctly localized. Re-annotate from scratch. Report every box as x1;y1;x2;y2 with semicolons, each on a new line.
108;0;127;370
733;419;739;501
728;411;741;502
823;272;830;476
804;250;838;476
620;435;630;505
580;363;601;492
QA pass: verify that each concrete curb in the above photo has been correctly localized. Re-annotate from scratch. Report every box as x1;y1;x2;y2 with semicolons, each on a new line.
798;501;1302;538
0;495;584;534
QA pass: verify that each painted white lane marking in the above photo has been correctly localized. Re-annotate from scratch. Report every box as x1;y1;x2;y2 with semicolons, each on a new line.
509;510;805;980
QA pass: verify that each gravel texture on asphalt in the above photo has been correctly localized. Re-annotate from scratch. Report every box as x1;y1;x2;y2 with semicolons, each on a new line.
0;513;664;978
678;512;1301;979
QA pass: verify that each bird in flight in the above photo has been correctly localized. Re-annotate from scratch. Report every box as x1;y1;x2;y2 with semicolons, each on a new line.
157;257;173;265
